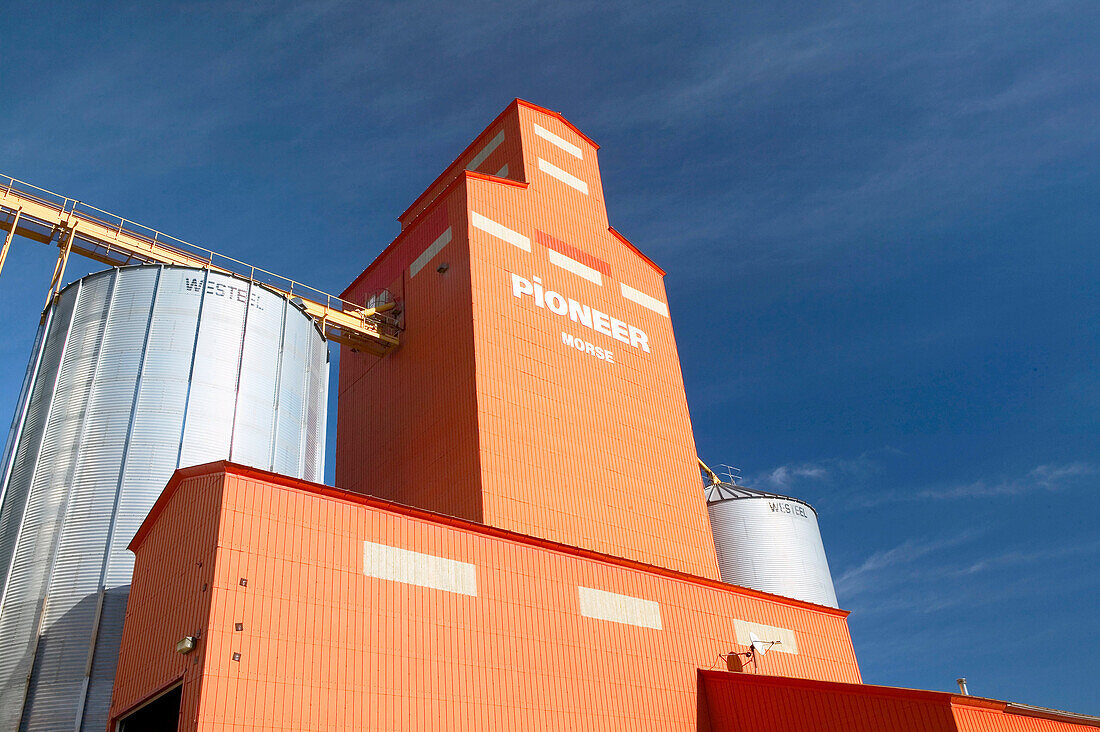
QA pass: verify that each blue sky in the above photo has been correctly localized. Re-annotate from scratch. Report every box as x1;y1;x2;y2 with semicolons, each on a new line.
2;0;1097;714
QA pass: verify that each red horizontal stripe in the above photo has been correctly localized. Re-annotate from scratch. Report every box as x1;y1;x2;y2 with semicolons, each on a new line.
535;230;612;277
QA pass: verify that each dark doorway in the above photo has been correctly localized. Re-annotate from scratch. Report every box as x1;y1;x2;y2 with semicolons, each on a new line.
117;684;181;732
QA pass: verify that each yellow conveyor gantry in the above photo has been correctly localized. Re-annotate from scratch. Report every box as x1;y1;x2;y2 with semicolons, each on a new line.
0;175;398;355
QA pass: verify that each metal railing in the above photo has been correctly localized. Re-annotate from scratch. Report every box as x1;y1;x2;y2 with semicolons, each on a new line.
1;173;399;353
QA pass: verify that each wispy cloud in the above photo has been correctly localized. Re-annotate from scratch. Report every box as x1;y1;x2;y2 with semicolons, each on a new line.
742;455;1097;516
744;451;894;500
949;539;1100;577
835;530;981;599
763;464;827;488
594;3;1100;281
837;532;1100;617
859;462;1096;507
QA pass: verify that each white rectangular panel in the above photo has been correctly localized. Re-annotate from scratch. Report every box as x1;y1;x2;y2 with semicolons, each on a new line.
620;283;669;317
537;158;589;194
471;211;531;252
363;541;477;596
409;228;453;278
467;131;505;171
577;586;662;630
548;249;602;285
734;619;799;655
533;123;583;159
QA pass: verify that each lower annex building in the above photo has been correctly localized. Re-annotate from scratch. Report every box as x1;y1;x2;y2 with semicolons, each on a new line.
15;99;1094;730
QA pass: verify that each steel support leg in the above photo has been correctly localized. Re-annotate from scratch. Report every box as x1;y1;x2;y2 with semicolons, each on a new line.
43;224;77;314
0;208;21;278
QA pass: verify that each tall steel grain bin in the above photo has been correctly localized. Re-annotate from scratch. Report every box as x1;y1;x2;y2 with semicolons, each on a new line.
705;482;839;608
0;265;329;732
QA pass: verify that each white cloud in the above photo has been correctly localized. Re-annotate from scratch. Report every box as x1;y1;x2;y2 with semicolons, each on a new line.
592;3;1100;281
859;462;1096;506
950;540;1100;577
760;464;827;489
835;531;980;599
837;532;1100;620
747;451;886;493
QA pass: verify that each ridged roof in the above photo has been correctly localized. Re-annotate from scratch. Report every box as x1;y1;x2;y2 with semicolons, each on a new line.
703;481;819;516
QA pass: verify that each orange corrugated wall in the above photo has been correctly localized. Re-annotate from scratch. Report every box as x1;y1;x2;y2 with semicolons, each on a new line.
111;465;860;731
953;706;1097;732
700;671;1100;732
338;100;721;579
108;472;227;729
337;182;484;521
398;103;526;228
702;671;957;731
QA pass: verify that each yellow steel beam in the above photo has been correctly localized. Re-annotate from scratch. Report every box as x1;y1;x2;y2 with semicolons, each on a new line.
1;191;217;269
0;207;21;277
0;177;398;354
698;457;722;486
44;224;77;313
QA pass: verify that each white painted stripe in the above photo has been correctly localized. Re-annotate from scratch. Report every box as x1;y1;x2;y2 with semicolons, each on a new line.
620;283;669;317
548;248;602;285
494;164;509;177
409;227;452;278
733;619;798;655
363;541;477;596
537;158;589;195
533;123;583;159
577;587;662;630
471;211;531;252
466;131;505;171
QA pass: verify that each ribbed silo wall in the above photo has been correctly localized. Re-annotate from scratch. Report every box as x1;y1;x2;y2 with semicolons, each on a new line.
707;492;839;608
0;265;329;732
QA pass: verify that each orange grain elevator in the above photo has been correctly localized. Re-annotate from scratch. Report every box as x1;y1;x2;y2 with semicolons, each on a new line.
337;99;719;579
104;99;1100;732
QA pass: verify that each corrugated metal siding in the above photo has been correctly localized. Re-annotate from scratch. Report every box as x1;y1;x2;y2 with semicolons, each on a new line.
0;291;75;599
229;280;279;470
702;672;957;731
0;265;328;731
708;494;839;608
21;268;152;730
952;705;1098;732
177;270;248;468
338;101;722;579
0;310;50;549
108;472;226;730
701;672;1100;732
112;465;862;731
303;328;329;482
272;299;311;478
0;274;109;731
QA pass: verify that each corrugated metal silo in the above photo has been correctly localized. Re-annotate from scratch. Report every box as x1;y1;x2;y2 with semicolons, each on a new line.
0;265;329;732
705;482;839;608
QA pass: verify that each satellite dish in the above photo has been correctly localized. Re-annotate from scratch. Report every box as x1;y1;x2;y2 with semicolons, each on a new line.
749;631;781;657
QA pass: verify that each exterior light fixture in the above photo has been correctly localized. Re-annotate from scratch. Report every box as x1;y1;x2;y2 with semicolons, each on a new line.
176;636;197;655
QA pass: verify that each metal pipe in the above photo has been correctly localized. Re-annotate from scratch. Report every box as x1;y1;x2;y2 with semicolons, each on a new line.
957;678;969;695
